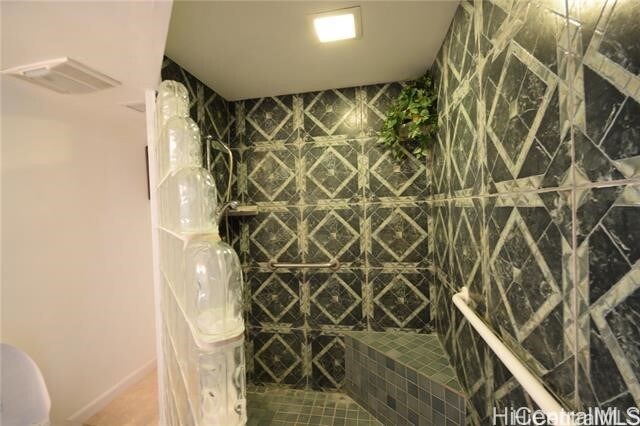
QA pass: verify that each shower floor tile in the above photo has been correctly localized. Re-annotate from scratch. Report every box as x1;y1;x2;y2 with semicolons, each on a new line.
247;385;381;426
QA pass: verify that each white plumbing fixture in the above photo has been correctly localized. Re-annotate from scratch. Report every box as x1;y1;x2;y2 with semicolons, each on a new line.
452;287;575;426
0;343;51;426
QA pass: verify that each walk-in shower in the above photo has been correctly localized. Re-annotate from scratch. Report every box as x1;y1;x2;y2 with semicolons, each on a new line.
155;0;640;421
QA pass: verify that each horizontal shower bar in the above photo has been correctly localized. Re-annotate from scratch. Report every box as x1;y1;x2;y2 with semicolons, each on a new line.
268;259;340;271
452;287;574;426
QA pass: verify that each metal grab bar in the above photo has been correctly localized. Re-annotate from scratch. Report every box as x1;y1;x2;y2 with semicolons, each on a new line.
268;259;340;271
452;287;574;426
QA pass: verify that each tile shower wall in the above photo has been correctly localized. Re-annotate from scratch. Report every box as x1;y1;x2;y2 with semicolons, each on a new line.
232;85;433;391
430;1;640;424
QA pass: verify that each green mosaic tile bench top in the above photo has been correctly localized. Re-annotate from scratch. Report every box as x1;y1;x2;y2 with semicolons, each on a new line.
247;385;381;426
345;331;462;392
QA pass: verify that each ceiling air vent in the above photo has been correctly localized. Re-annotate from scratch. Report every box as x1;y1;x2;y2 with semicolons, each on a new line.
2;57;120;94
123;101;146;113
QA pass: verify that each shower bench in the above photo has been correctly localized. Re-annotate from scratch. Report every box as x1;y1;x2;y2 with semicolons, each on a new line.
344;331;466;426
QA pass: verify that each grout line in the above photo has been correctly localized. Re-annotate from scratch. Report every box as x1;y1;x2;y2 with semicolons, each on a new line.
425;175;640;202
571;177;640;189
565;0;581;408
245;199;433;210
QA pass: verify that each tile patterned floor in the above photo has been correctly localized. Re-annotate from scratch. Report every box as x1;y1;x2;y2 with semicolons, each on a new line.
247;385;381;426
345;331;462;391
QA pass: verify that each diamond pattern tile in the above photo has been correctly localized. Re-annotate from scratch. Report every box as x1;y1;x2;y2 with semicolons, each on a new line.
311;334;346;390
597;0;640;75
302;88;359;139
249;269;301;327
450;93;481;195
303;206;363;266
486;53;554;185
447;6;474;83
303;142;360;203
432;201;452;281
308;270;363;328
246;146;297;203
252;329;305;387
248;208;299;265
204;86;232;142
244;95;297;144
362;82;404;134
236;81;430;394
450;200;483;300
432;124;450;197
368;203;429;267
366;140;428;201
486;193;567;348
576;184;640;410
208;146;236;204
369;269;431;331
577;67;640;182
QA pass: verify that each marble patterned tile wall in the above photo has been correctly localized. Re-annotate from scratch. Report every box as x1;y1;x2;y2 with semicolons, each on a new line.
232;84;433;391
430;0;640;424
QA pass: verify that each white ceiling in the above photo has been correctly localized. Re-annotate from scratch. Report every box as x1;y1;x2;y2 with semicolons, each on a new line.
165;1;459;101
1;0;172;114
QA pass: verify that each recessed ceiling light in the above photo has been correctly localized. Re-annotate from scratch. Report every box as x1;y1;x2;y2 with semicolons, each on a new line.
312;7;362;43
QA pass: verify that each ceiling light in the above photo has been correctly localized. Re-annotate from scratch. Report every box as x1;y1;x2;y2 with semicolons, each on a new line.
312;7;361;43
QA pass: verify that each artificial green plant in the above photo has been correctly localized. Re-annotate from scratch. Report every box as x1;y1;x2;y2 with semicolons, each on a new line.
379;73;438;159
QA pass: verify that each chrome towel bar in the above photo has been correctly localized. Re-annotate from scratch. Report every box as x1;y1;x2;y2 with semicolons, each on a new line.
268;259;340;271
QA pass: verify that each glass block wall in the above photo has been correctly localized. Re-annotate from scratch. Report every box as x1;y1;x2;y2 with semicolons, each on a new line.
152;76;247;424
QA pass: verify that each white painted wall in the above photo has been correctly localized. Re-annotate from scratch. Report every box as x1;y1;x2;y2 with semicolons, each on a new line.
1;79;155;424
0;1;172;424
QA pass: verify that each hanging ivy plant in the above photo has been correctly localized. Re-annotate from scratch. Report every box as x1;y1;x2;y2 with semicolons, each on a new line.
379;72;438;159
